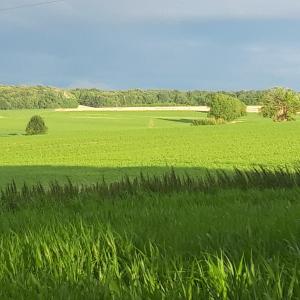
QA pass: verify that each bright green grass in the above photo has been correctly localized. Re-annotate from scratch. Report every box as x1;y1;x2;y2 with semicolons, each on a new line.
0;109;299;186
1;189;300;299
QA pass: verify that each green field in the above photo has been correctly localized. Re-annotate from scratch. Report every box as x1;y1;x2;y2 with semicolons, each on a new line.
1;184;300;299
0;109;299;186
1;109;300;299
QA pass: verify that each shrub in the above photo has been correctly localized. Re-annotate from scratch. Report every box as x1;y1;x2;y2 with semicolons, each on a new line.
209;94;246;121
192;118;225;126
261;87;300;122
26;115;48;135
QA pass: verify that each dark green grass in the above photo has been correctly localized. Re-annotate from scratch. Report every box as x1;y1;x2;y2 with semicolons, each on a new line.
2;166;300;207
1;169;300;299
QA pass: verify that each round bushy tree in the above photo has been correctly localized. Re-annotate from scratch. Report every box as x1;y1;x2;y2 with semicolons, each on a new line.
261;87;300;122
209;93;246;122
26;115;48;135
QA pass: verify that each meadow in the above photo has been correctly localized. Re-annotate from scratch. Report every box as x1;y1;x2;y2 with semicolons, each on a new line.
0;109;299;186
1;109;300;299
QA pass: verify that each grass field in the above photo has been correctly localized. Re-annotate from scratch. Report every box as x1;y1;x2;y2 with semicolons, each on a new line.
0;109;299;186
1;109;300;298
1;183;300;299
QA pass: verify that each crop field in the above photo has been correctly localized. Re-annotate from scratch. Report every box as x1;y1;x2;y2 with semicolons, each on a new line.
1;109;300;298
0;109;300;186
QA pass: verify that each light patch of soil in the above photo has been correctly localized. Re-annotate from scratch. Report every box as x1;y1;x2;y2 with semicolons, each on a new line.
230;120;245;124
56;105;262;113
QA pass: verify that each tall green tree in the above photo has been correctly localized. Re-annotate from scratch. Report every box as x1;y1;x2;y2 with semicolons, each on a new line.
261;87;300;122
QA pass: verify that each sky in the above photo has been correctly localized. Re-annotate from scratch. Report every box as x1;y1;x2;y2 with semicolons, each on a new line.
0;0;300;90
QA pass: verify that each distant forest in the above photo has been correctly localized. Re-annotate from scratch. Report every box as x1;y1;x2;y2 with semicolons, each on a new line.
72;89;265;107
0;85;268;109
0;86;78;109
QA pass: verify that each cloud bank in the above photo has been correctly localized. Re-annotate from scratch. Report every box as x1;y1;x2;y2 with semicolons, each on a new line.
0;1;299;90
1;0;300;25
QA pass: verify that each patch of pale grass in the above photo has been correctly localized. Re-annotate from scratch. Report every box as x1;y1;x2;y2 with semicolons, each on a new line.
70;116;120;119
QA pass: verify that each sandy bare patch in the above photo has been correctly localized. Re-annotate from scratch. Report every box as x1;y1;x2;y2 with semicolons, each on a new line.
56;105;262;113
231;120;245;124
71;116;119;119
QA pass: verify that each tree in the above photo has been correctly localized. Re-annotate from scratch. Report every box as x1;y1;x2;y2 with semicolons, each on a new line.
26;115;48;135
261;87;300;122
208;93;246;122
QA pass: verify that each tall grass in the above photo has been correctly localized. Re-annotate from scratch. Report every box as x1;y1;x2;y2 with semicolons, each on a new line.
1;168;300;298
2;166;300;208
0;217;300;299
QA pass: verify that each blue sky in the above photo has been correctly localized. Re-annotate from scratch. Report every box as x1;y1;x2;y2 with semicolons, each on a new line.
1;0;300;90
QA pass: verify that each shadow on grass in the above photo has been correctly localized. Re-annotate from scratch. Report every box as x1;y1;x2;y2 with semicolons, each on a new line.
1;163;298;189
0;133;25;137
1;164;300;200
0;165;230;188
158;118;195;124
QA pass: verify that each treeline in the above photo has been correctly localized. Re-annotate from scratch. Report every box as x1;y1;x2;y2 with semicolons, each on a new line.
0;85;267;109
0;86;78;109
71;89;265;107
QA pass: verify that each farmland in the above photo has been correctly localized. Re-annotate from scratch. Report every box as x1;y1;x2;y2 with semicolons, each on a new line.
1;109;300;298
0;109;299;186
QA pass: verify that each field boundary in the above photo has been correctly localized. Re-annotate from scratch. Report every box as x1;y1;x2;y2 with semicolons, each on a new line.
3;167;300;206
56;105;262;113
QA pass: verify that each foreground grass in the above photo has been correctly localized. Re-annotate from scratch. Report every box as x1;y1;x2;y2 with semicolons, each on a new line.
0;110;300;185
1;170;300;299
